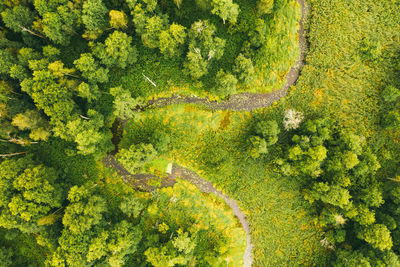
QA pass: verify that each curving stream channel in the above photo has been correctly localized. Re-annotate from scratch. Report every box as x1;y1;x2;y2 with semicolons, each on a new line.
103;0;309;266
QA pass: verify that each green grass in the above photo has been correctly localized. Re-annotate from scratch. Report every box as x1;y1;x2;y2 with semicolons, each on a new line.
281;0;400;134
120;104;328;266
273;0;400;181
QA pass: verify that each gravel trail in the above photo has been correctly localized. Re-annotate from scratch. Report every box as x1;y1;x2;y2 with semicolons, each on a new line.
104;0;309;265
143;0;308;112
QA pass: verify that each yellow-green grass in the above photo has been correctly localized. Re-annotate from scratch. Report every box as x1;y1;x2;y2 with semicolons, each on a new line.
121;104;328;265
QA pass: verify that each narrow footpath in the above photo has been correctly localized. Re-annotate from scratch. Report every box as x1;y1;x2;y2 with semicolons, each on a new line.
103;0;309;266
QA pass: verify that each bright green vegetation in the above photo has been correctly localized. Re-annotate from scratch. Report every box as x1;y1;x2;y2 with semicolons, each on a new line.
120;105;327;265
0;148;245;265
116;0;300;100
2;0;293;265
276;0;400;264
2;0;400;266
120;0;400;265
139;180;246;266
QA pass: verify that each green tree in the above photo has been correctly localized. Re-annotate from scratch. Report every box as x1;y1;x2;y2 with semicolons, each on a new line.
185;20;226;79
131;4;149;35
214;69;237;96
42;6;78;45
1;6;39;37
94;31;137;68
381;85;400;103
333;249;372;267
42;46;60;61
82;0;108;35
211;0;240;24
117;143;157;173
188;20;226;61
382;111;400;131
357;224;393;251
9;65;28;81
62;184;107;234
0;157;63;233
141;15;168;49
0;50;16;75
254;120;280;146
249;18;266;47
248;135;267;159
159;23;187;58
56;110;113;155
119;195;147;218
76;82;100;102
110;86;141;120
21;70;75;122
17;47;41;67
74;53;109;84
233;53;255;85
87;220;142;266
184;51;208;79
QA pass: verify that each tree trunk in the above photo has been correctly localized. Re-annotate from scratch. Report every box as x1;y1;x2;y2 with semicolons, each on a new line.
80;115;91;120
142;73;157;87
20;26;46;39
0;151;28;157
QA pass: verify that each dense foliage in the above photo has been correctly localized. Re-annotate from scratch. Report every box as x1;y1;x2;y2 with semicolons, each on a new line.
1;0;400;266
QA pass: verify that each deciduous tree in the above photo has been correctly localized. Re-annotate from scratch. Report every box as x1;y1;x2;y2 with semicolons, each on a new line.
74;53;109;84
159;23;187;58
214;69;237;96
0;157;63;233
233;53;255;85
82;0;108;33
211;0;240;24
110;86;141;120
94;31;137;69
357;224;393;251
109;10;128;29
117;143;157;173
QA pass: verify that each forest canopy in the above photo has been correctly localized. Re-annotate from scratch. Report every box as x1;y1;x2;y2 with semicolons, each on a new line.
1;0;400;266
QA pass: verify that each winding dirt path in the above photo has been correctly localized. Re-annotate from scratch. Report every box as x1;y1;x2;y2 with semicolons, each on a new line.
143;0;308;112
102;155;255;266
104;0;309;266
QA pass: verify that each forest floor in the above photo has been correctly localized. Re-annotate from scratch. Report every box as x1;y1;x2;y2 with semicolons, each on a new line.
104;0;309;266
